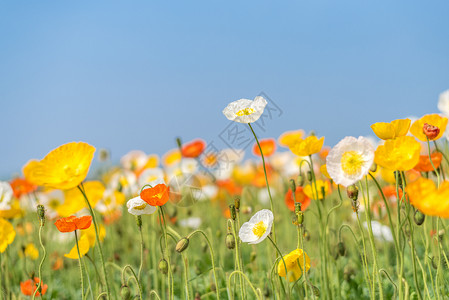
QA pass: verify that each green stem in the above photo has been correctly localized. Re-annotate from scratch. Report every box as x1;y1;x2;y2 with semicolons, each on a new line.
32;220;46;300
75;231;86;300
427;137;440;187
227;271;262;300
230;219;245;300
78;184;110;299
121;265;143;300
267;236;290;299
138;222;144;282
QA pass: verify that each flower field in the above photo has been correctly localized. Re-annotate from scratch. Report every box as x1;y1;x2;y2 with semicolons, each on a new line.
2;93;449;299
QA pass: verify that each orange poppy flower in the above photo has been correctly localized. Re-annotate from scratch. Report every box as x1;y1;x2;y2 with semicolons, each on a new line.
253;138;276;157
54;215;92;233
285;187;311;212
20;277;48;296
9;178;37;198
216;180;242;196
381;185;403;200
140;184;170;206
414;153;443;172
181;139;206;158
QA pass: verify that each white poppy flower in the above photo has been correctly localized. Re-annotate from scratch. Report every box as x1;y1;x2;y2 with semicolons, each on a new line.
239;209;273;244
179;217;202;229
364;221;393;242
138;168;165;187
120;150;148;171
223;96;268;123
438;89;449;117
0;181;13;210
127;196;157;215
326;136;374;187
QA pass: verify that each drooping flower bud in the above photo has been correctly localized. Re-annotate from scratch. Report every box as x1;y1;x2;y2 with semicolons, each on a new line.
338;242;346;256
370;162;377;173
414;210;425;226
307;171;313;182
290;179;296;195
120;285;132;300
176;237;190;253
423;123;440;140
346;185;358;201
297;174;305;187
37;205;45;226
229;204;236;221
158;258;169;274
234;196;240;211
312;285;320;297
225;233;236;249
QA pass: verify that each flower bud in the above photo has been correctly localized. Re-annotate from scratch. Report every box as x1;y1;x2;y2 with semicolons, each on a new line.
431;256;438;269
320;186;326;200
158;258;169;274
297;175;305;187
294;202;302;214
176;237;189;253
394;171;403;188
370;162;377;173
120;285;132;300
194;292;201;300
296;211;304;225
229;204;236;221
291;215;299;226
414;210;425;226
312;285;320;297
136;215;142;230
307;171;313;182
338;242;346;256
176;137;183;149
346;185;358;201
225;233;236;249
250;251;257;263
37;205;45;226
423;123;440;140
290;179;296;194
234;196;240;211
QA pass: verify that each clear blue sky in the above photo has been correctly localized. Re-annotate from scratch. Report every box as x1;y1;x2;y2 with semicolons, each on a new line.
1;1;448;178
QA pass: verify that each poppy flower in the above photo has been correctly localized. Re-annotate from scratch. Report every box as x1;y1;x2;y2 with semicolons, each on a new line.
278;130;304;148
370;118;411;140
9;178;36;199
239;209;273;244
326;136;374;187
410;114;448;141
54;215;92;233
414;153;443;172
0;218;15;253
223;96;268;123
20;277;48;296
285;187;311;212
253;138;276;157
406;178;449;218
57;181;105;217
23;142;95;190
277;249;311;282
162;149;182;167
65;224;106;259
181;139;206;158
0;181;13;211
304;180;331;200
374;136;421;171
289;136;325;157
127;196;157;215
140;184;170;206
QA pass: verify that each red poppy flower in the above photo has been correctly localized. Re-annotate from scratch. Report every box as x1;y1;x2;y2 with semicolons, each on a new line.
20;277;48;296
10;178;37;198
285;186;311;212
140;184;170;206
54;215;92;233
253;138;276;157
181;139;206;158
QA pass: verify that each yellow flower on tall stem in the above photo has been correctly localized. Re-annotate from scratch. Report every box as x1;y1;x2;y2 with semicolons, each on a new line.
410;114;448;141
371;118;411;140
406;178;449;218
289;136;324;157
374;136;421;171
277;248;311;282
0;218;15;253
278;129;305;148
23;142;95;190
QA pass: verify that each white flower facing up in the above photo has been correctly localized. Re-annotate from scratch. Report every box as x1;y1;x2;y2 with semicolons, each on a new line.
239;209;273;244
223;96;268;123
127;195;157;216
326;136;375;187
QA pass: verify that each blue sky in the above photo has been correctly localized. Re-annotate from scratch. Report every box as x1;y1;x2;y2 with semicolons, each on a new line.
1;1;448;178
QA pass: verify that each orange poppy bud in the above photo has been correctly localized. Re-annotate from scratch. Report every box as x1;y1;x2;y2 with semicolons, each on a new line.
54;215;92;233
20;277;48;296
423;123;440;140
140;184;170;206
181;139;206;158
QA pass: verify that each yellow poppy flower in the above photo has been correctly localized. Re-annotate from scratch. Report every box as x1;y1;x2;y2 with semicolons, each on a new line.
374;136;421;171
410;114;448;141
162;149;182;167
23;142;95;190
371;118;411;140
0;218;16;253
24;243;39;260
277;249;311;282
320;164;331;180
64;224;106;259
380;167;396;184
278;130;304;148
406;178;449;218
289;136;324;157
57;181;105;217
304;180;330;200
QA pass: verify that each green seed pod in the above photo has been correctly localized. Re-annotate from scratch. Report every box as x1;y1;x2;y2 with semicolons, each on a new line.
135;215;142;230
297;211;304;225
312;285;320;297
229;204;236;221
338;242;346;256
120;285;132;300
370;162;377;173
294;202;302;214
37;204;45;226
290;179;296;194
414;210;425;226
234;196;240;211
346;185;358;201
307;171;313;182
431;256;438;270
176;237;189;253
297;174;305;187
225;233;236;249
158;258;169;274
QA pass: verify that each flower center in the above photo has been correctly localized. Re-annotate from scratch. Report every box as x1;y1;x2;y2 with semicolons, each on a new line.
236;108;255;116
341;151;365;175
134;203;147;210
252;221;267;238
